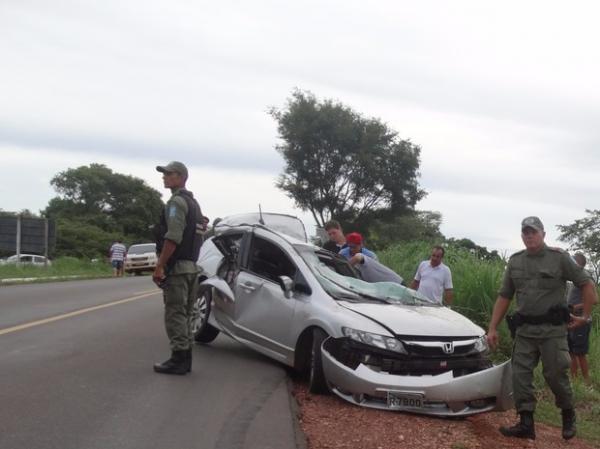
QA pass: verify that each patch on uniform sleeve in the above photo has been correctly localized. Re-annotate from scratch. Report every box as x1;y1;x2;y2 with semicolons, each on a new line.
168;205;178;218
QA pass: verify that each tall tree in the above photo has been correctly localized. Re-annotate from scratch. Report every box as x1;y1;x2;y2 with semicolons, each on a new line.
366;211;443;250
445;237;502;262
270;90;425;227
44;164;163;257
557;209;600;282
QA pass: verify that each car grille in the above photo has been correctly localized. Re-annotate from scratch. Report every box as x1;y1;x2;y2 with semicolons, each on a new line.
404;341;476;357
324;338;492;377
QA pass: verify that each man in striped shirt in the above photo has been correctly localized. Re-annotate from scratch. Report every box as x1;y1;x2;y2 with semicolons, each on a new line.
109;240;127;277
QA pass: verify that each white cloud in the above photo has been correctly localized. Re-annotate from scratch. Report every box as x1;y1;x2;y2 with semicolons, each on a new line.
2;0;600;255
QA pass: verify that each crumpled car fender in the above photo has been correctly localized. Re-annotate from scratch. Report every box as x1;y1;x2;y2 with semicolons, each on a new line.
199;276;235;302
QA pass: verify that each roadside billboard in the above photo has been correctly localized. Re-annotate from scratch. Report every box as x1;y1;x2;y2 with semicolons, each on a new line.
0;216;56;255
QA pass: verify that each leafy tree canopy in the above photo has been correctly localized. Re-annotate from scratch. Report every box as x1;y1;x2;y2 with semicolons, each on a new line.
362;211;443;250
270;89;426;228
43;164;163;258
445;237;503;262
0;209;40;218
557;209;600;282
52;218;123;259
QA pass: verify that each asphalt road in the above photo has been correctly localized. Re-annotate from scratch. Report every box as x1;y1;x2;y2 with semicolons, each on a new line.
0;277;302;449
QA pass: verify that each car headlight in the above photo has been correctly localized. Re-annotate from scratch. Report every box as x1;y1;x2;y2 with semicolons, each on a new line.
342;327;407;354
473;335;489;353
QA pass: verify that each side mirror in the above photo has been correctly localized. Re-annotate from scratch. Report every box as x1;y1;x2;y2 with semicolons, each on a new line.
278;275;294;299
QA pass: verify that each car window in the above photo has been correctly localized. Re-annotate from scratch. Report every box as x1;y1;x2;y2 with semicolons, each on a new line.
21;255;33;263
247;236;296;283
297;245;437;306
316;251;359;278
213;232;244;259
128;244;156;255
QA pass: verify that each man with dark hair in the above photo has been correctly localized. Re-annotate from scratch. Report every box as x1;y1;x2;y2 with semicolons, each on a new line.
410;245;453;305
322;220;347;253
487;217;597;440
568;252;593;384
153;161;207;375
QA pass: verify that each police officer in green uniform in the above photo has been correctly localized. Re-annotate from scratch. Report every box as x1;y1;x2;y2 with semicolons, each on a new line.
487;216;597;440
153;161;207;375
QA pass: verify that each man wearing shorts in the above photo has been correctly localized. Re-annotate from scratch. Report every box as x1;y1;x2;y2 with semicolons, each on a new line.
568;252;593;384
109;240;127;277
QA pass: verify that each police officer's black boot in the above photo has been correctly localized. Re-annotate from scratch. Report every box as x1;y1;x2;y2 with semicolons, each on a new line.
561;408;576;440
185;348;192;373
499;411;535;440
153;350;188;375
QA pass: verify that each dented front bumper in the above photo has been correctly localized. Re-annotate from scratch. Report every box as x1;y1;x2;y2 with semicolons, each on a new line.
321;337;513;417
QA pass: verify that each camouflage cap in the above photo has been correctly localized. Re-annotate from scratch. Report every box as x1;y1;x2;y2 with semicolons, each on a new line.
521;216;544;232
156;161;188;178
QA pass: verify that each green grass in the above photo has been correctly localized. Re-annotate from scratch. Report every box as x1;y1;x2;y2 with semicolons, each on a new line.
380;241;600;443
0;256;112;282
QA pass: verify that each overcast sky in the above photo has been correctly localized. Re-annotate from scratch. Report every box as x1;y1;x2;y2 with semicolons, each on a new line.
2;0;599;255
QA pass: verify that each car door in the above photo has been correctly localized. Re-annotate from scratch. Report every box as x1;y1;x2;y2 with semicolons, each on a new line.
207;231;247;334
231;233;298;359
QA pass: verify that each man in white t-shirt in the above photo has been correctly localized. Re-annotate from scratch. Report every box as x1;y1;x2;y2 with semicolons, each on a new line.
410;245;453;305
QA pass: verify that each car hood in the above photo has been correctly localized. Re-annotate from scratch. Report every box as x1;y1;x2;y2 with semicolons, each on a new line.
339;302;484;337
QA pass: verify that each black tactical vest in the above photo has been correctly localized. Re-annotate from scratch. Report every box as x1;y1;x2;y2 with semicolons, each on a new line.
155;190;204;268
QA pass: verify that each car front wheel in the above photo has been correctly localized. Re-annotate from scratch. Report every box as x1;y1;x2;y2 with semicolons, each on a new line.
308;328;329;394
192;287;220;343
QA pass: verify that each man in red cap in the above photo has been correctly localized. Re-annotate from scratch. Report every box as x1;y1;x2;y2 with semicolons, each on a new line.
338;232;377;264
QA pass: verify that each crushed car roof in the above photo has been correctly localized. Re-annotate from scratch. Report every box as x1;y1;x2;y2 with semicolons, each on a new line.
214;212;308;242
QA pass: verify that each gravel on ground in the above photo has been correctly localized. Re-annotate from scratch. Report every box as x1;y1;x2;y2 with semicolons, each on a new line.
292;381;598;449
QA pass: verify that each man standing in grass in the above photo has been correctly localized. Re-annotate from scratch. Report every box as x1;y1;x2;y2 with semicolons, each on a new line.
410;245;453;305
487;216;597;441
109;240;126;277
568;252;593;385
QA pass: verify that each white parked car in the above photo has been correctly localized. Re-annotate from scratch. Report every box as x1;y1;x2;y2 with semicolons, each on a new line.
124;243;157;275
193;213;513;417
0;254;52;266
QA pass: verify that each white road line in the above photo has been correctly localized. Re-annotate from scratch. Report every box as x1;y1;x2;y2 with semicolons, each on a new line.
0;289;161;336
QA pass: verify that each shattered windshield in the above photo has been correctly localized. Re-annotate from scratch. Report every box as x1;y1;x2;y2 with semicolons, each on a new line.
297;246;438;306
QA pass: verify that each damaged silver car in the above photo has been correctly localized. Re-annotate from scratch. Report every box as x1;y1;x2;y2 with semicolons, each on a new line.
193;213;513;416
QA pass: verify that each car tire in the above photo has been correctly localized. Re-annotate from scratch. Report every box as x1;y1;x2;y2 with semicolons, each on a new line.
308;328;329;394
193;287;220;343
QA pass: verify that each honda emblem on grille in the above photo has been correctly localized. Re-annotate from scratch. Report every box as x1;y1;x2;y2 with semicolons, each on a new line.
442;342;454;354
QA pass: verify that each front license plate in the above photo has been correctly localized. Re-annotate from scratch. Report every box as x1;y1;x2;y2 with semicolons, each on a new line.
387;392;424;409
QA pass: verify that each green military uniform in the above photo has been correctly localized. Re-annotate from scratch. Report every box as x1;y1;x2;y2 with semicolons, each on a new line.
499;245;591;412
162;188;199;351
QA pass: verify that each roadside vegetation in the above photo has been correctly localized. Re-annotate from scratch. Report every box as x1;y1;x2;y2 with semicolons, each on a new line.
380;241;600;444
3;90;599;442
0;257;112;282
